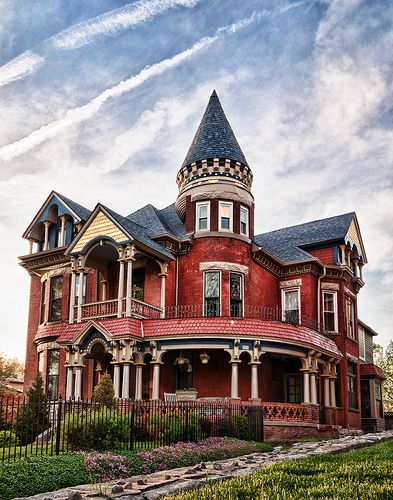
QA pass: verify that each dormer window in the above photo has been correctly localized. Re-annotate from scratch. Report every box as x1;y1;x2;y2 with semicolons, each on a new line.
219;201;233;231
196;201;210;232
240;206;249;236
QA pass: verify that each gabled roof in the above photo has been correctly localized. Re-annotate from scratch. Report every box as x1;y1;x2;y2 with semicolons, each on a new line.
66;203;174;260
22;190;91;239
255;212;357;263
182;90;249;168
127;203;186;239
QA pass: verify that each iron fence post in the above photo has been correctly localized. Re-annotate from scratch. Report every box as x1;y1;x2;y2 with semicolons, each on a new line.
129;399;135;451
55;400;62;455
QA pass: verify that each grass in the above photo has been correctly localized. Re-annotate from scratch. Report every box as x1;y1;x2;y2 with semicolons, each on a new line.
169;440;393;499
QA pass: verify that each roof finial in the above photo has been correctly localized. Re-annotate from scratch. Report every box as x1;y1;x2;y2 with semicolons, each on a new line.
211;89;218;97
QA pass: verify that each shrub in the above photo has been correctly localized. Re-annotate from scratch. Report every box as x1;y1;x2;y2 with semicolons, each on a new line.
84;451;143;482
93;374;115;407
0;429;19;447
64;408;129;451
15;375;50;445
148;411;201;444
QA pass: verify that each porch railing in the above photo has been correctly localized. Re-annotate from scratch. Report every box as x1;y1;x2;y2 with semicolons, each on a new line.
262;402;319;424
74;298;162;321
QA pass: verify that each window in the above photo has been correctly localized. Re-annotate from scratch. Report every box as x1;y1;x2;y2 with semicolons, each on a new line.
346;299;355;339
219;201;233;231
358;326;366;361
75;273;87;305
196;202;210;231
323;291;337;332
347;362;358;409
376;381;383;418
283;289;300;324
204;271;220;316
47;349;60;400
287;376;301;403
361;380;371;418
49;276;63;322
40;280;47;324
37;351;44;378
240;206;249;236
230;273;243;317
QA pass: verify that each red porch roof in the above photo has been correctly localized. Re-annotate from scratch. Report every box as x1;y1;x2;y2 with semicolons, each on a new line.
360;363;385;379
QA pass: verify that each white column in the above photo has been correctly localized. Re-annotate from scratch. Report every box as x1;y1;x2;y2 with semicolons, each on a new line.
340;246;346;265
117;260;125;318
66;367;73;400
323;376;330;407
113;364;121;399
101;279;108;301
310;372;318;405
152;363;161;400
329;378;336;408
160;273;166;318
302;370;310;404
122;363;130;399
126;260;133;316
43;221;51;251
135;365;143;400
76;270;84;323
60;216;66;246
250;362;260;400
74;367;83;400
69;272;77;324
28;238;34;254
230;361;240;400
359;263;364;281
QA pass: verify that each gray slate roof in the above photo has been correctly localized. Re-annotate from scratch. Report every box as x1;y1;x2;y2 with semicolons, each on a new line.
127;203;186;239
182;90;249;167
103;206;175;260
255;212;355;263
55;192;91;221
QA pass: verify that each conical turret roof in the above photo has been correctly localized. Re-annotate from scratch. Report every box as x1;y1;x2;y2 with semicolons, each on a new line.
182;90;249;168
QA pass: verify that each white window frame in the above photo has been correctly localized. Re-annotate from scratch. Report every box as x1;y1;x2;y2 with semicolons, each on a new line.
203;270;221;317
196;201;210;232
229;272;244;317
240;206;249;237
346;298;355;339
218;201;233;232
322;290;338;332
358;326;366;361
281;287;301;325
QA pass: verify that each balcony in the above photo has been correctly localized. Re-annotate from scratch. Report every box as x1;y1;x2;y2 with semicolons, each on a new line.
73;298;162;321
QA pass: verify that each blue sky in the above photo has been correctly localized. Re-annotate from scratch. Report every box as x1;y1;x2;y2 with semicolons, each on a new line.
0;0;392;359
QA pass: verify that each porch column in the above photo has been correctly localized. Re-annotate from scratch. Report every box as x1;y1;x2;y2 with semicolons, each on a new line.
135;364;143;400
28;238;34;254
117;260;125;318
122;363;131;399
125;260;133;317
43;220;51;251
230;360;241;400
76;270;84;323
69;271;77;324
329;377;336;408
74;366;83;400
359;262;364;281
66;367;73;400
151;362;161;400
340;245;346;265
302;369;310;404
250;362;260;400
59;215;66;246
113;363;121;399
159;272;166;318
310;371;318;405
322;375;331;407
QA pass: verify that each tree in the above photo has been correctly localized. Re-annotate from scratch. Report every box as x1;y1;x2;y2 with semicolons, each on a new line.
93;374;115;407
374;340;393;412
0;352;24;381
15;375;50;445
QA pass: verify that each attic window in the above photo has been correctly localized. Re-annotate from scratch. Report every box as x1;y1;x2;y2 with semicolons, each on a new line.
219;201;233;231
196;202;210;232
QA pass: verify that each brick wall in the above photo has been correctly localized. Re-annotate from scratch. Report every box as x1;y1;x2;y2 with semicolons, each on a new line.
24;274;42;391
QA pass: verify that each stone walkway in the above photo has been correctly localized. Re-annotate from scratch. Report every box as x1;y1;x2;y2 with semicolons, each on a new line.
19;430;393;500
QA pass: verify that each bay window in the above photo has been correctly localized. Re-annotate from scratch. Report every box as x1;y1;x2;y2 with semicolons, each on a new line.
204;271;220;316
40;280;47;324
283;288;300;324
240;206;249;236
219;201;233;231
196;201;210;232
323;291;337;332
49;276;63;322
47;349;60;400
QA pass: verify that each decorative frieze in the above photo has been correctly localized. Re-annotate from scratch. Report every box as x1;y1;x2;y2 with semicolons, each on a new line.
280;278;302;288
321;282;339;291
253;252;281;276
200;262;249;274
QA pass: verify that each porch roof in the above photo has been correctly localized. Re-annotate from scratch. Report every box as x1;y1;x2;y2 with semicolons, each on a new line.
360;363;385;380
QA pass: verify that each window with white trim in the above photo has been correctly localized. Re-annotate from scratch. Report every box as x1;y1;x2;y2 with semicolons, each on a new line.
75;273;87;305
196;202;210;232
240;206;249;236
230;273;243;317
204;271;220;317
283;288;300;325
346;298;355;339
219;201;233;231
358;326;366;361
323;291;338;332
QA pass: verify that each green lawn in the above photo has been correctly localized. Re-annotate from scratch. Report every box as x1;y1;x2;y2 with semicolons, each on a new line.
170;440;393;499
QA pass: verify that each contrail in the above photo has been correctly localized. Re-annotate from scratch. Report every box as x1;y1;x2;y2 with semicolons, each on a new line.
0;0;200;88
0;51;44;87
0;15;258;162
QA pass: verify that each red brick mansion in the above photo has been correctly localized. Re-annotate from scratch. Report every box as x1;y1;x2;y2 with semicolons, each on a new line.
20;91;384;437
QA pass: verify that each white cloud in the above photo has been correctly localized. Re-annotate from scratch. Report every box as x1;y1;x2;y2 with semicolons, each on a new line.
0;50;44;87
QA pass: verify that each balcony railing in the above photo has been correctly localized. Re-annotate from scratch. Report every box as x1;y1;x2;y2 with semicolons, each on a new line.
74;298;162;321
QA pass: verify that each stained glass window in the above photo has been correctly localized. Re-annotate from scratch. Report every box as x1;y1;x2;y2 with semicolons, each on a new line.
230;273;243;317
204;271;220;316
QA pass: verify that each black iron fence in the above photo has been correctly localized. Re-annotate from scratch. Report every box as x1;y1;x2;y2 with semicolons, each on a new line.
0;396;264;462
